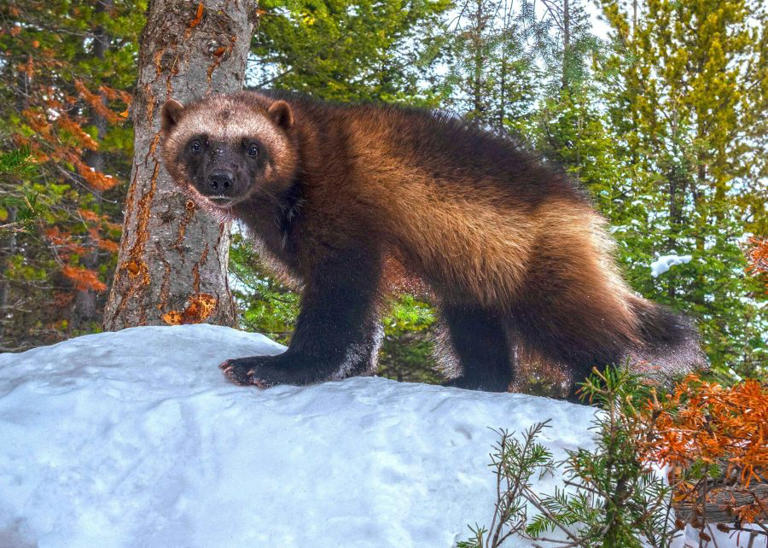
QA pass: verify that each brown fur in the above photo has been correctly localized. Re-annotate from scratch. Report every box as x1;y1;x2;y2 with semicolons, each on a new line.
160;90;705;394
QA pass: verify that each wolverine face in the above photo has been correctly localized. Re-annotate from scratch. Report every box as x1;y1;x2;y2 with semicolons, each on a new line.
177;133;267;205
160;94;297;208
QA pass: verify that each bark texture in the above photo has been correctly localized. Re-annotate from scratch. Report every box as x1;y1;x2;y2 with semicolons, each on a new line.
104;0;258;329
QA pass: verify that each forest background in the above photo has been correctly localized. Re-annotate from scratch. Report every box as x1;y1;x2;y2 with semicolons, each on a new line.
1;0;766;388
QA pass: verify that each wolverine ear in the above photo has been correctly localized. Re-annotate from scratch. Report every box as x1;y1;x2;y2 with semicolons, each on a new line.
161;99;185;133
267;100;294;130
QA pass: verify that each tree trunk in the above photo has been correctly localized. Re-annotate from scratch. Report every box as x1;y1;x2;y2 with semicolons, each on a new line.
561;0;570;90
104;0;258;330
75;0;111;331
2;66;29;345
470;0;488;122
0;207;17;345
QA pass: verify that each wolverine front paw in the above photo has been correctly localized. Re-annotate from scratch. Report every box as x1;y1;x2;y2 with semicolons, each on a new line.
219;354;317;388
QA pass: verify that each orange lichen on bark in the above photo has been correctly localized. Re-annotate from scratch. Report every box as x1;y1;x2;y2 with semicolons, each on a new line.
124;260;142;276
106;137;159;326
162;293;218;325
174;199;197;250
189;3;204;28
152;48;165;78
162;310;183;325
183;293;217;322
119;163;158;281
145;84;157;123
190;242;209;293
206;36;235;80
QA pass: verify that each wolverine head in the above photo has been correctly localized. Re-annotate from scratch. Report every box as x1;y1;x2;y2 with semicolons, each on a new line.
160;93;297;208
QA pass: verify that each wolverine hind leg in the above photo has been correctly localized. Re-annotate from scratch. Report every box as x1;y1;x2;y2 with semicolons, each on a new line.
441;304;514;392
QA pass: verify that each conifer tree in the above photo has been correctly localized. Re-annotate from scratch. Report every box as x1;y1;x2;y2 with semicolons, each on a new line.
599;0;768;374
252;0;451;103
0;0;139;348
440;0;540;132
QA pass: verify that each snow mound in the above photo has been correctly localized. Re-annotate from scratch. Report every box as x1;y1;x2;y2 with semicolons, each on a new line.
0;325;596;548
651;254;692;277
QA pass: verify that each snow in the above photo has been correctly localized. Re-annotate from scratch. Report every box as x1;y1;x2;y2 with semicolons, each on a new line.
0;325;758;548
651;254;693;277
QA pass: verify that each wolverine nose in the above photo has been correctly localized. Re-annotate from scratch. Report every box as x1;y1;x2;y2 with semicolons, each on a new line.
207;170;233;194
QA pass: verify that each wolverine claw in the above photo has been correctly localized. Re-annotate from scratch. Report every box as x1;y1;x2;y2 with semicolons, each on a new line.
219;357;283;388
219;360;259;386
219;354;321;388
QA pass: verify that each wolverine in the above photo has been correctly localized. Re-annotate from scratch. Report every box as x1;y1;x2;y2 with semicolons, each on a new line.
160;90;704;395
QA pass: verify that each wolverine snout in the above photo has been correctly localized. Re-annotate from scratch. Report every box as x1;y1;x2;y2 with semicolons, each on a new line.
206;170;235;194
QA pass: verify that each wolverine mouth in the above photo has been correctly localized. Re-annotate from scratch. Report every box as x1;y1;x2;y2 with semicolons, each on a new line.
208;195;235;206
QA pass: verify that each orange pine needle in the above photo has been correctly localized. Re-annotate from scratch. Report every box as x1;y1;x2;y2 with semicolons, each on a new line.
638;375;768;523
61;265;107;292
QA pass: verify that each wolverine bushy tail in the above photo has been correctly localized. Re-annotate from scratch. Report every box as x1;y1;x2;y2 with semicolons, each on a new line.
627;297;706;380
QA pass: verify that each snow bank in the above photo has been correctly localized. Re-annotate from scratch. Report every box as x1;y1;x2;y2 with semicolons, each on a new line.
0;325;756;547
0;325;594;548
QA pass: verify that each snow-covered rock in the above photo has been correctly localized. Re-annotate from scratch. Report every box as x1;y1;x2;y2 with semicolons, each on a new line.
0;325;594;548
0;325;757;547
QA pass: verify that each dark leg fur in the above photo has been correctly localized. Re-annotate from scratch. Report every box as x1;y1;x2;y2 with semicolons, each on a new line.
221;247;382;388
441;305;513;392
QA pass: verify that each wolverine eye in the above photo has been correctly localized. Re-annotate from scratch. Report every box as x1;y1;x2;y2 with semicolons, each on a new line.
189;139;202;153
247;143;259;158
